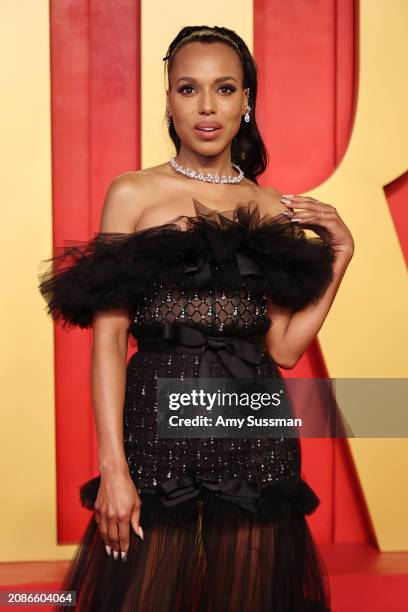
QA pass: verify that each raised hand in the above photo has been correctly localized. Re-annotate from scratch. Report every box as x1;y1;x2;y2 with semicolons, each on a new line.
281;194;354;258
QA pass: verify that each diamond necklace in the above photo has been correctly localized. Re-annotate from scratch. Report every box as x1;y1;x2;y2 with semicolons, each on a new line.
169;156;244;184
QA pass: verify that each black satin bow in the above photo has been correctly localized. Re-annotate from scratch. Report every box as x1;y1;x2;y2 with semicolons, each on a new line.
184;250;264;287
162;322;264;378
159;474;261;512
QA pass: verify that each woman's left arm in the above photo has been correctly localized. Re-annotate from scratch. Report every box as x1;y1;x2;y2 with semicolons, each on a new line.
265;194;354;369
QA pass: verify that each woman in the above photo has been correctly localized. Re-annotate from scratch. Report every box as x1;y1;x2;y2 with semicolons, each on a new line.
39;25;354;612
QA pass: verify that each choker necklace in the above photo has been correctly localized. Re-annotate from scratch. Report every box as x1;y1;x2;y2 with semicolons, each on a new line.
169;156;244;184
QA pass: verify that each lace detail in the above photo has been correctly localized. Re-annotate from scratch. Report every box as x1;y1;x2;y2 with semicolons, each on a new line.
129;279;271;338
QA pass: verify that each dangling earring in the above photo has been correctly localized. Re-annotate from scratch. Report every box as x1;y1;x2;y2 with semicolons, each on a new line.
243;87;251;123
165;110;171;127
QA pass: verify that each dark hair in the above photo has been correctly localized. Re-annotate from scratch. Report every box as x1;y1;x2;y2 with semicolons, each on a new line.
163;25;268;184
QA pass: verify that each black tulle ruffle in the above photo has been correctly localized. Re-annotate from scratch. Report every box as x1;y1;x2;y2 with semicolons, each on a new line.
38;199;336;329
79;472;321;529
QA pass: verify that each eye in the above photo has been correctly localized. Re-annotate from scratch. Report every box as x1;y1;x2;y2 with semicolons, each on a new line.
177;85;195;95
218;85;236;94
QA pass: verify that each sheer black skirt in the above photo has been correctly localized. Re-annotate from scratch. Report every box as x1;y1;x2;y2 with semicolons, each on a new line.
57;488;331;611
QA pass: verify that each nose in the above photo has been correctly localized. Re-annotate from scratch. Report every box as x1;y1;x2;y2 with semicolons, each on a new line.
198;89;216;115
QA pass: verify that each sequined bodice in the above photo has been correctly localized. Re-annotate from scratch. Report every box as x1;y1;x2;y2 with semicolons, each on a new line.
130;280;272;338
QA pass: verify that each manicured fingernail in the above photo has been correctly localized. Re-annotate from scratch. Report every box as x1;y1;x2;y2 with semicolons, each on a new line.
113;550;118;560
282;194;295;199
290;217;301;222
281;210;293;216
138;526;144;540
121;551;127;561
105;545;111;556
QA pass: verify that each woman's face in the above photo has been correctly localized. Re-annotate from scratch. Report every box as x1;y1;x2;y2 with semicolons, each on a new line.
167;41;249;158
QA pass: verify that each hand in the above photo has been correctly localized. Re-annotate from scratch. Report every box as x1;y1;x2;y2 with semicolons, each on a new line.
94;471;143;562
281;194;354;258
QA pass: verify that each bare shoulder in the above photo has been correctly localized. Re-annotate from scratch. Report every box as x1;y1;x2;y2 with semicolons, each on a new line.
260;185;283;199
99;169;159;232
100;164;181;232
250;184;288;216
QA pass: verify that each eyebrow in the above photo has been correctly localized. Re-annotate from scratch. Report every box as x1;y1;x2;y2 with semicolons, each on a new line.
176;76;238;84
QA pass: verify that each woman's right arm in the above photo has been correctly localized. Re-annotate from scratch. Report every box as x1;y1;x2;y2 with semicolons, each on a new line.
91;173;144;561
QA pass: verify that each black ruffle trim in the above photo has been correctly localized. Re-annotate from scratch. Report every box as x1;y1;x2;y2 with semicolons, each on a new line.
79;472;320;528
38;199;336;329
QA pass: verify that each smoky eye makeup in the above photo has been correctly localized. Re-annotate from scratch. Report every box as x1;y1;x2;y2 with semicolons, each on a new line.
176;84;237;95
219;85;237;93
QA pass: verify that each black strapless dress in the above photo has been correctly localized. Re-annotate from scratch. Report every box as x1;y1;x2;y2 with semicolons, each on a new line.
38;199;335;612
